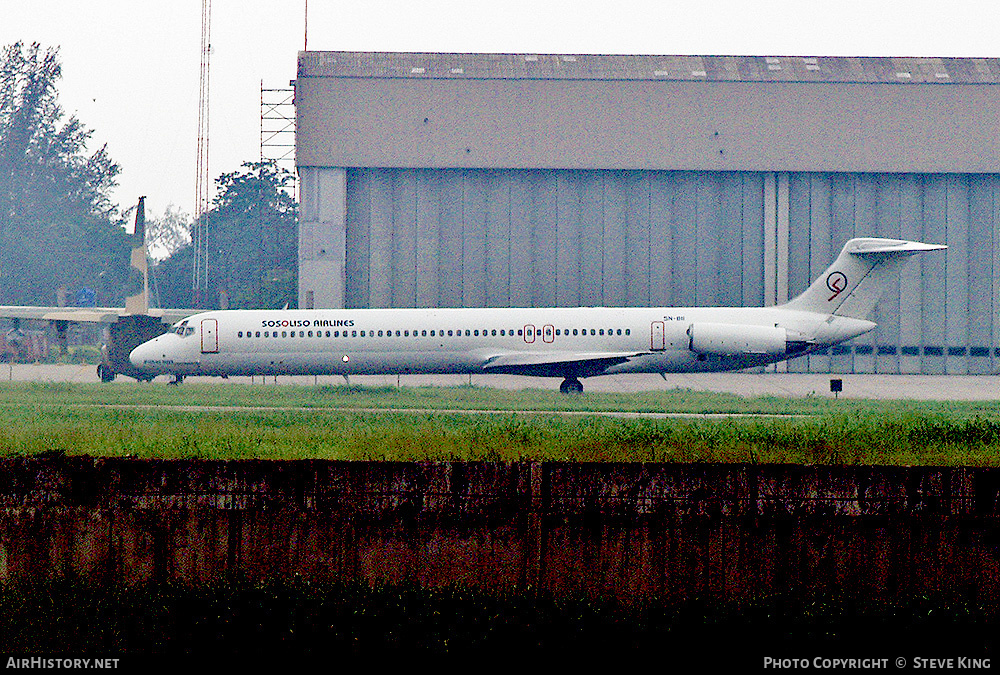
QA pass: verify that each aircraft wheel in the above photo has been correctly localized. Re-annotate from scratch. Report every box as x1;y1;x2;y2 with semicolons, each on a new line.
167;374;184;386
97;364;116;383
559;377;584;394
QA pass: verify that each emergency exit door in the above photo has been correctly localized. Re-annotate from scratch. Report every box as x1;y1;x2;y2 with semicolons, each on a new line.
650;321;666;350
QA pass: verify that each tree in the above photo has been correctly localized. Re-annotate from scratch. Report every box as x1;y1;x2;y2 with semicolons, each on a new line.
146;204;191;261
153;161;298;309
0;41;129;306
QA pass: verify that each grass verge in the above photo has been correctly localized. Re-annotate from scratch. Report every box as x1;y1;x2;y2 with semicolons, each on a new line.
1;382;1000;463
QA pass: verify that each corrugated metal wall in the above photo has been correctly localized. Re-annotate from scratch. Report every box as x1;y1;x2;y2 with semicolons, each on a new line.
345;169;766;309
341;167;1000;374
785;173;999;375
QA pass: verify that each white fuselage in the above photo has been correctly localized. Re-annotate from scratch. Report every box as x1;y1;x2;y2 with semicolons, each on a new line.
129;305;875;380
127;237;946;387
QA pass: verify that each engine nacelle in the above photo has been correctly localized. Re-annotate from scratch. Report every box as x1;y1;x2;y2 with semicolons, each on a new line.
688;322;789;356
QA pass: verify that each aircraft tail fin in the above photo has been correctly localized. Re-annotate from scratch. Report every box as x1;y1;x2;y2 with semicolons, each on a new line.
782;238;945;319
124;196;150;315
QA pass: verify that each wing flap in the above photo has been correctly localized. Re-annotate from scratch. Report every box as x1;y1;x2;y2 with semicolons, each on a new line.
482;351;644;378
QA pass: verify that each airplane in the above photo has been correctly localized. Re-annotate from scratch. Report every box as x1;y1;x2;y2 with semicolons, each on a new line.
129;237;945;393
0;197;197;381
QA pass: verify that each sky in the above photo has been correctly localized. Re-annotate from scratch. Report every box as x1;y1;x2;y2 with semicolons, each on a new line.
3;0;999;226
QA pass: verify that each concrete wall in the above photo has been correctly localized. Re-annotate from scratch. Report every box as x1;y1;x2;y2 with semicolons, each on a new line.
3;458;999;606
298;167;346;309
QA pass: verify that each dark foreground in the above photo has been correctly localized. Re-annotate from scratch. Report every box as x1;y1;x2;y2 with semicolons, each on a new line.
0;580;995;668
2;458;999;669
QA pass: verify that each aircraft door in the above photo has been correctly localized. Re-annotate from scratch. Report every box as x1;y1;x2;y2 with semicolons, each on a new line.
201;318;219;354
650;321;666;350
523;324;536;344
542;324;554;343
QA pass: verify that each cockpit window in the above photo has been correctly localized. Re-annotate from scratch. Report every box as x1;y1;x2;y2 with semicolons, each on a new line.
171;321;195;337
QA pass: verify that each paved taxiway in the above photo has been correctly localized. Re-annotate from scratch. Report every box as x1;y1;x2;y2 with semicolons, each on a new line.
4;363;1000;400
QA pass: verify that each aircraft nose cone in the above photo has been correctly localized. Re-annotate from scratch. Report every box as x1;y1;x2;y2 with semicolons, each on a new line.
129;339;156;369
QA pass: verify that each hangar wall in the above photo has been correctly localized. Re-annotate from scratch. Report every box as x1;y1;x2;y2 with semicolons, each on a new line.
339;169;767;310
296;52;1000;375
304;166;1000;375
295;55;1000;174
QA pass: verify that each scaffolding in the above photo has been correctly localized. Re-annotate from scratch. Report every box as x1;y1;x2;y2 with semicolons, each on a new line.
261;83;297;198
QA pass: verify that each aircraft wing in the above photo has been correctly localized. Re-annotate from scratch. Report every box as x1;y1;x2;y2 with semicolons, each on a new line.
144;308;199;324
481;350;645;378
0;306;198;325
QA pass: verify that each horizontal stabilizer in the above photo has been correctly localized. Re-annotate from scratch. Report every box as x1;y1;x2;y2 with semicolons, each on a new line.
842;239;946;256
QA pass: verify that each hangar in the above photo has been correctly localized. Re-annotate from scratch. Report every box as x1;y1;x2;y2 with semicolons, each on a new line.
294;51;1000;375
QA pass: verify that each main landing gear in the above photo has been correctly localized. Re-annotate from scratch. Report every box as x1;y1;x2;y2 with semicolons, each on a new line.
559;377;584;394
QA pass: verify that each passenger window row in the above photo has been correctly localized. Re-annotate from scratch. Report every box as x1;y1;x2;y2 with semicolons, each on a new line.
554;328;630;336
234;327;632;339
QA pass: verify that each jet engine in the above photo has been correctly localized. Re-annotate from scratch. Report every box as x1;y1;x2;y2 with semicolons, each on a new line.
687;322;789;356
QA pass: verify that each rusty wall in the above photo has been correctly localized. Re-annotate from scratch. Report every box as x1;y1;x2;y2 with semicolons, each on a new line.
1;458;999;606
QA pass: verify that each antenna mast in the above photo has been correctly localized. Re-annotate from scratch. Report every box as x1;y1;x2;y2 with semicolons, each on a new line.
192;0;212;306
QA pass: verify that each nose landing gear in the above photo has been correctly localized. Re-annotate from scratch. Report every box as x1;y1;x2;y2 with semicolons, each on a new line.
559;377;584;394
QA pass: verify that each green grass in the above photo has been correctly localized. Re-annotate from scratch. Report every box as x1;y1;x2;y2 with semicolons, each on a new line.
4;379;1000;415
2;381;1000;464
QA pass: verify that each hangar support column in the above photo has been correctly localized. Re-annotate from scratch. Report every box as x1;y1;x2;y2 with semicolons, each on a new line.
763;172;791;308
764;172;791;372
298;166;347;309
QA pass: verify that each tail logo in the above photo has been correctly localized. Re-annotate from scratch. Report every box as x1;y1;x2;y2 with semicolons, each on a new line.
826;271;848;301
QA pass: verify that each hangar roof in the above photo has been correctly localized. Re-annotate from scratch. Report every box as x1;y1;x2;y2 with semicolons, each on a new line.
298;51;1000;85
